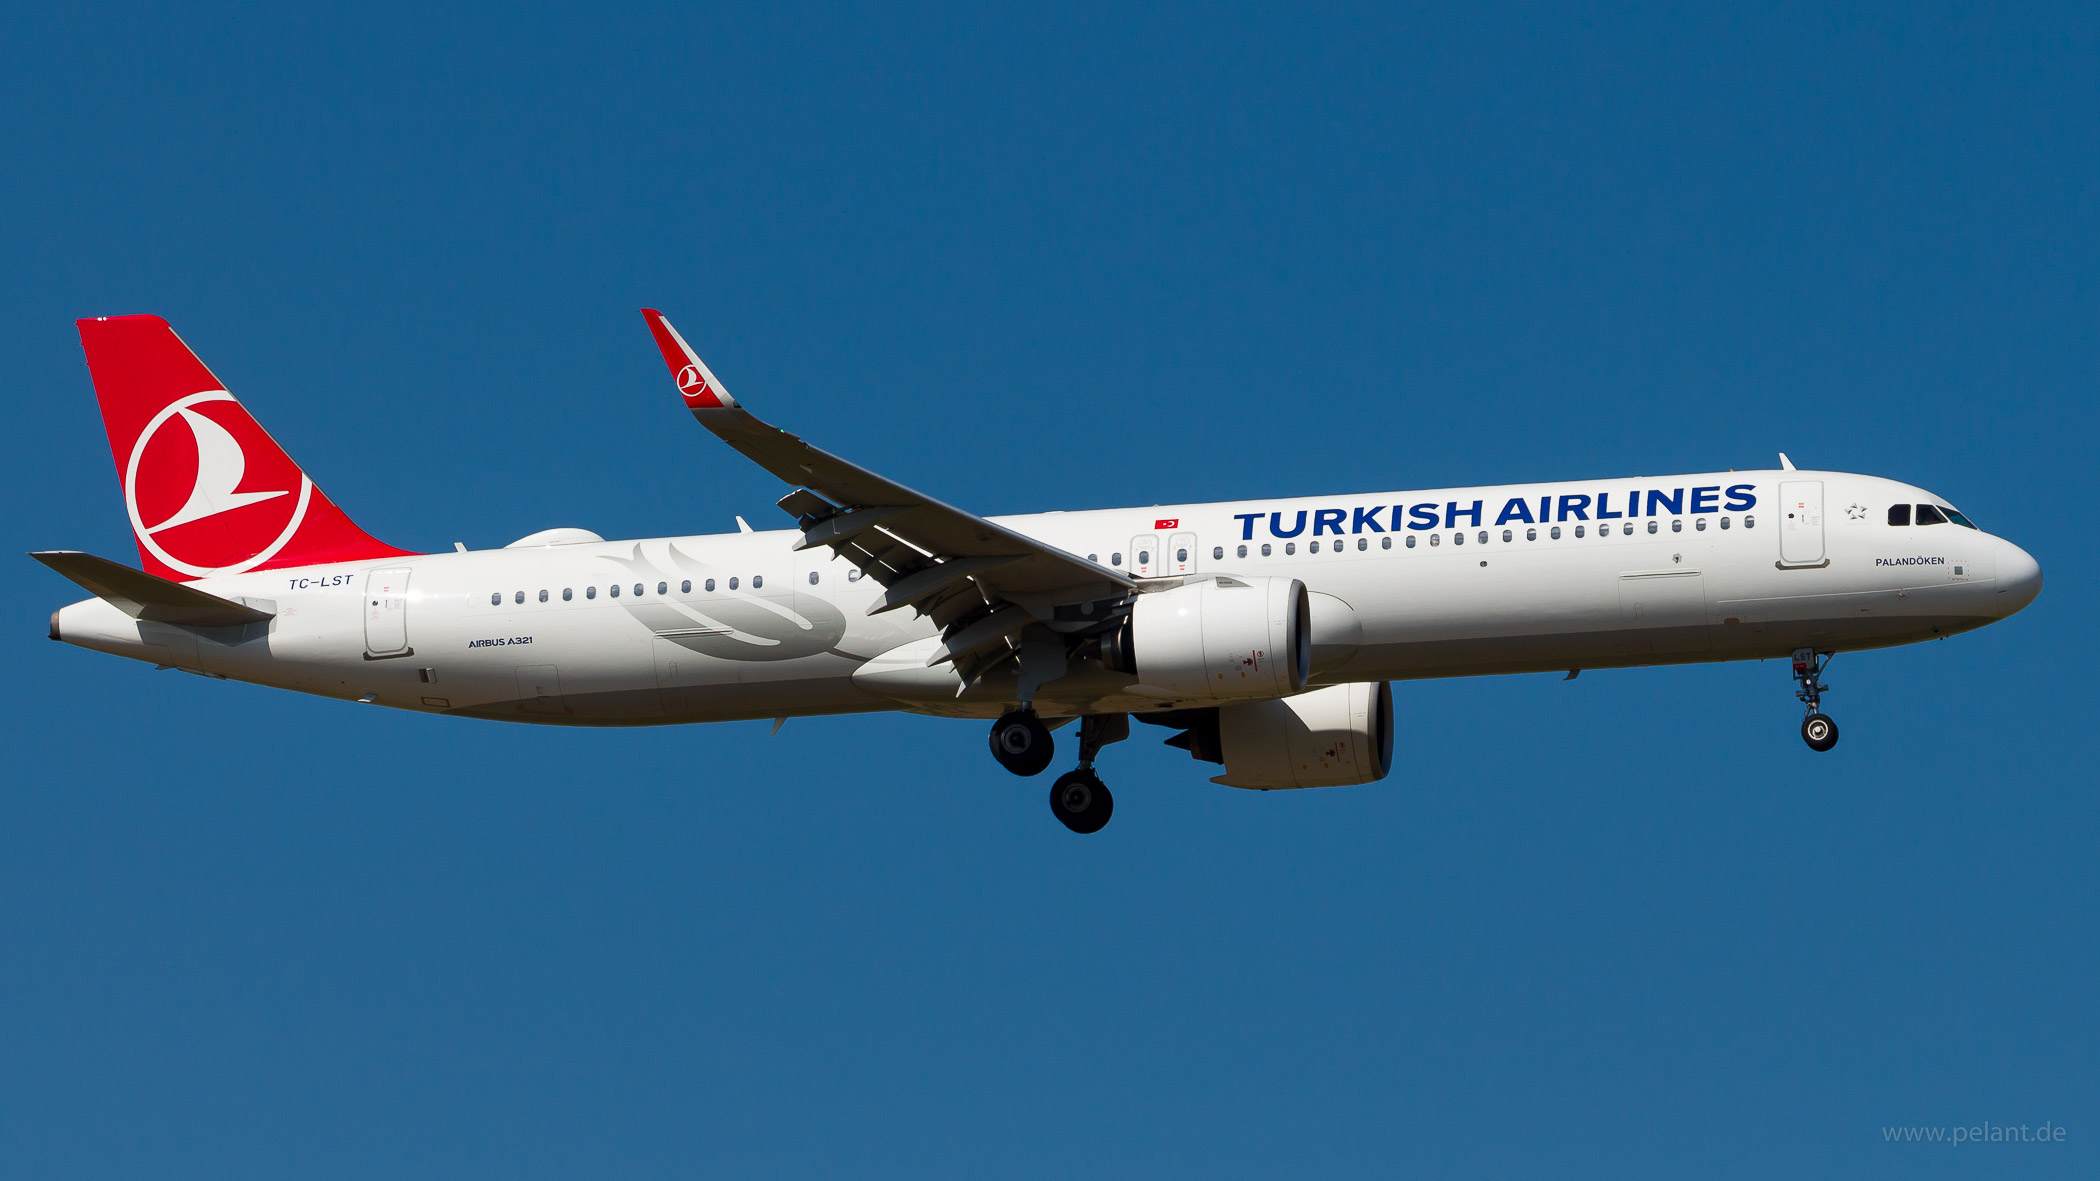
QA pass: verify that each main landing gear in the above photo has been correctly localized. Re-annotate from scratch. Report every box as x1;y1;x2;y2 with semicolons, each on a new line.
989;709;1055;777
990;709;1129;834
1047;714;1128;835
1792;647;1840;753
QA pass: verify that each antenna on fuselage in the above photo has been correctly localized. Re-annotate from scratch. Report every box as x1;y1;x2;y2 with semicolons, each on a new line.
1778;453;1797;470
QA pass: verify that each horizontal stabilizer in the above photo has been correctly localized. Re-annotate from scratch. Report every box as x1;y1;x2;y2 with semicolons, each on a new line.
29;550;274;627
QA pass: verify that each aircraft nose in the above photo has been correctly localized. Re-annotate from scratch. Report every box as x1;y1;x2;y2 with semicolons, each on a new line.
1993;537;2042;615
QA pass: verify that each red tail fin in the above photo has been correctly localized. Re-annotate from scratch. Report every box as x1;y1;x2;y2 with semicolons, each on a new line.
76;315;415;581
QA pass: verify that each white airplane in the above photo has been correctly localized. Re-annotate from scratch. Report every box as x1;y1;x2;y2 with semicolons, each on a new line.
38;313;2042;832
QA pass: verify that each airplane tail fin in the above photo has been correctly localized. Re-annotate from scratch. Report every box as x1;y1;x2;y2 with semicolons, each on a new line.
75;315;414;581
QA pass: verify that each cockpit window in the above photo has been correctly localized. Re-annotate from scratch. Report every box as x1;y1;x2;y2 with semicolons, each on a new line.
1941;507;1979;530
1914;504;1947;526
1887;504;1911;527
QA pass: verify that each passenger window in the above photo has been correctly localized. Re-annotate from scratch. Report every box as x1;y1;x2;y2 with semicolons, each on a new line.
847;569;861;581
1309;541;1320;554
728;577;738;590
1622;522;1633;535
1430;534;1441;547
1744;515;1755;529
753;575;764;589
1671;519;1683;533
490;592;501;606
538;589;549;602
657;581;668;595
1138;550;1151;565
1238;544;1249;557
1574;525;1585;538
515;590;525;604
1405;535;1417;549
1112;553;1122;566
1285;542;1296;555
1478;530;1488;545
1261;544;1272;556
1550;526;1561;539
1695;518;1707;531
1915;504;1947;526
1214;546;1224;560
1087;553;1098;563
609;585;620;598
682;580;692;593
1380;536;1391;549
1502;529;1513;542
1647;520;1658;534
808;571;819;585
705;578;715;591
586;586;597;600
1177;548;1189;562
1720;517;1731;530
1887;504;1912;526
562;588;573;601
1357;537;1367;551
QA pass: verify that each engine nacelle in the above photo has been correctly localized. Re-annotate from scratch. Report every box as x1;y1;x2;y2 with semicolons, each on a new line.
1108;576;1309;701
1212;681;1394;789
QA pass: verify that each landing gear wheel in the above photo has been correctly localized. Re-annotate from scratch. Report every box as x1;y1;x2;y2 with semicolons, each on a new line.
1049;769;1113;834
989;710;1054;777
1801;713;1839;752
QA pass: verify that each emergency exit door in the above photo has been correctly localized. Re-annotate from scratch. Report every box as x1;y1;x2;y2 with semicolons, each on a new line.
1778;480;1825;566
1167;531;1197;575
1130;534;1158;577
364;568;412;656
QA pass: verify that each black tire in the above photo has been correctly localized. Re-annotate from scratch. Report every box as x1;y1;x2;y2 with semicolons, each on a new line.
989;710;1054;776
1801;713;1839;752
1049;769;1114;834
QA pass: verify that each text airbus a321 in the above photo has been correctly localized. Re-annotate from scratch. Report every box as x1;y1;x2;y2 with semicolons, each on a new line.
36;313;2043;832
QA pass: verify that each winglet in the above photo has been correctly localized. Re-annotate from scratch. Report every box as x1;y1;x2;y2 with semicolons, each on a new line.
640;309;737;410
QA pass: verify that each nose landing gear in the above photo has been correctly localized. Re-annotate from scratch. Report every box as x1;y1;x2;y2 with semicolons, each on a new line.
1792;647;1839;752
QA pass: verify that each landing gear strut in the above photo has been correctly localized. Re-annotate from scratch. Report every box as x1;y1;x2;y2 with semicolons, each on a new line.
989;709;1054;777
1792;647;1839;752
1048;713;1128;834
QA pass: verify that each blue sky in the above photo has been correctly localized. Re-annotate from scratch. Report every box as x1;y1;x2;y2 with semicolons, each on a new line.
2;3;2094;1176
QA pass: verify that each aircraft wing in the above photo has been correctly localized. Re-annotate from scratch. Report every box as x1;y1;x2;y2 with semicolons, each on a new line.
641;309;1134;682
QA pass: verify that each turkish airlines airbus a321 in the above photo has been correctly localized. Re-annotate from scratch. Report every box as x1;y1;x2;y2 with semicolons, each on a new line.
37;313;2042;832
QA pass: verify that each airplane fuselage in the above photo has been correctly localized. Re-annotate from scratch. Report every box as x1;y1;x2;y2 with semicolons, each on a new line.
52;468;2042;724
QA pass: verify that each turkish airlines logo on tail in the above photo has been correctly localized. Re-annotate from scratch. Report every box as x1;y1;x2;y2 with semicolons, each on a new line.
124;391;313;577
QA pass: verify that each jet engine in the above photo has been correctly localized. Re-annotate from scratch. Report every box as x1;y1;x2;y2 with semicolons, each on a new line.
1101;576;1309;702
1142;682;1393;790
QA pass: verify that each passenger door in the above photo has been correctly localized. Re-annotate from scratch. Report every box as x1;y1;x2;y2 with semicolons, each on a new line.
363;568;412;657
1778;480;1825;566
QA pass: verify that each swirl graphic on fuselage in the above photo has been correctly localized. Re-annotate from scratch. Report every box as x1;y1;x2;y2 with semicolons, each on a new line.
600;543;850;662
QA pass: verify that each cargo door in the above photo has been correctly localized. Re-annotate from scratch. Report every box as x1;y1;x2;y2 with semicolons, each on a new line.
1778;480;1825;566
364;568;412;656
1619;571;1710;655
516;665;566;715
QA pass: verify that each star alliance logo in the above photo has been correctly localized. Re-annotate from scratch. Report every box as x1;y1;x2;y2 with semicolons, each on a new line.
1846;504;1868;520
